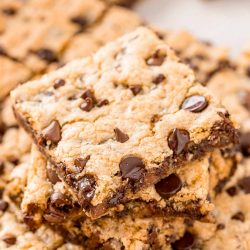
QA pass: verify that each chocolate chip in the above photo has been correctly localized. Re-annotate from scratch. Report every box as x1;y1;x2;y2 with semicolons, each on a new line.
114;128;129;143
216;223;225;230
238;176;250;194
238;90;250;111
96;99;109;107
2;8;17;16
50;192;71;207
130;85;142;96
0;189;3;199
74;155;90;171
231;211;245;222
80;97;94;112
239;132;250;156
0;161;5;175
155;174;182;199
171;232;195;250
47;168;60;184
168;129;190;155
43;211;65;223
78;175;96;207
35;48;58;63
146;51;165;66
0;46;7;57
70;16;88;32
2;234;16;245
81;89;96;101
43;120;61;144
53;79;65;89
23;215;37;230
119;156;145;181
108;192;124;206
0;200;8;211
226;186;238;197
152;74;166;84
151;114;160;124
181;95;208;113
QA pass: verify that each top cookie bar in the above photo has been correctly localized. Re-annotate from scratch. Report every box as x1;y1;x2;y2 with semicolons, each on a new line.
12;27;238;219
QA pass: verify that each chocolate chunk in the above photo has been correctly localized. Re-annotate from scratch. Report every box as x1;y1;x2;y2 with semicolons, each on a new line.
35;48;58;63
53;79;65;89
0;161;4;175
231;211;245;222
168;129;190;155
155;174;182;199
108;192;124;206
43;211;65;223
47;168;60;184
50;192;71;207
171;232;195;250
43;120;61;144
239;132;250;156
2;234;16;245
130;85;142;96
226;186;238;197
238;90;250;111
96;99;109;107
0;200;8;211
74;155;90;171
238;176;250;194
216;223;225;230
23;215;37;229
119;156;145;181
2;8;17;16
80;97;95;112
78;175;96;207
114;128;129;143
146;51;165;66
152;74;166;84
181;95;208;113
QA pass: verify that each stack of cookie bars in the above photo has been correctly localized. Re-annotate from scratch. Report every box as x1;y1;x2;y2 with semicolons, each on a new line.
1;1;250;249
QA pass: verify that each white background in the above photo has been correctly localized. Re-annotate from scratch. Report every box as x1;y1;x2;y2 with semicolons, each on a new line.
135;0;250;57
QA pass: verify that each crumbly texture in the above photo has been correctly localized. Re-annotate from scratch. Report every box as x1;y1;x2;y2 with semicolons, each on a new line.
12;27;237;219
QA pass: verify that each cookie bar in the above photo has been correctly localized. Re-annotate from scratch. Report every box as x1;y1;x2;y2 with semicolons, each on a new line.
21;145;237;232
206;69;250;158
0;57;31;101
161;30;232;85
12;27;238;219
185;156;250;250
62;6;142;62
0;0;106;73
